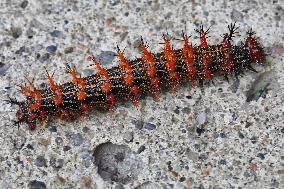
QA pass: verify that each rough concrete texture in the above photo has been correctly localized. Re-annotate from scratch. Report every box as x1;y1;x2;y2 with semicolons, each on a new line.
0;0;283;188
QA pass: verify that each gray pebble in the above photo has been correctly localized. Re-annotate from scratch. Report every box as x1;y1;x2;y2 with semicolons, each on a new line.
26;144;34;150
50;30;62;38
82;126;90;133
271;179;279;188
231;77;240;93
132;120;144;130
49;157;64;169
219;159;227;165
137;145;145;154
0;63;11;76
199;153;208;160
257;153;265;160
251;136;258;144
64;47;74;54
109;0;121;6
238;131;245;139
63;146;71;151
173;107;180;114
26;28;35;38
231;9;244;22
48;126;57;132
82;69;95;77
123;131;133;142
20;1;29;9
114;183;124;189
145;123;156;130
55;137;63;145
96;51;116;65
81;150;93;159
193;144;200;150
246;71;276;102
10;26;22;38
46;45;57;53
39;53;50;63
13;136;26;150
72;133;83;146
28;180;46;189
15;46;26;55
275;5;283;21
94;142;142;184
34;156;47;167
135;181;160;189
196;112;206;125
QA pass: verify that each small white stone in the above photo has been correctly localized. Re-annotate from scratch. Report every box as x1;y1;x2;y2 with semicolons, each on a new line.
196;111;206;125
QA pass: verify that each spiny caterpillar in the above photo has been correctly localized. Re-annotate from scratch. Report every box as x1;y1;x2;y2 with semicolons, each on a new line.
10;23;265;130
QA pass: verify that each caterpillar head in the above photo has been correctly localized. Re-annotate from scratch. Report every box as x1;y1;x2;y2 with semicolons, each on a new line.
245;29;265;63
15;102;37;130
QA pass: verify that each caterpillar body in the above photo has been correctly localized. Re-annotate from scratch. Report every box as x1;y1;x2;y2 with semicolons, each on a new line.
11;23;265;130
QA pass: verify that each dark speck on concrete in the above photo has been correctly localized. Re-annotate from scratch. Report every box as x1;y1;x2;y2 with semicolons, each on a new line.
219;132;226;138
145;122;156;130
220;159;227;165
196;127;205;136
137;145;146;154
251;136;258;144
46;45;57;53
179;176;186;182
109;0;120;6
257;153;265;160
238;131;245;139
28;180;46;189
203;11;209;16
15;46;26;55
26;144;34;150
193;144;200;150
26;28;34;39
173;106;180;114
63;146;71;151
186;95;192;99
20;1;29;9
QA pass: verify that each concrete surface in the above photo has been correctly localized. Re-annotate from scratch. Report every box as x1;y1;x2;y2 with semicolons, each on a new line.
0;0;283;188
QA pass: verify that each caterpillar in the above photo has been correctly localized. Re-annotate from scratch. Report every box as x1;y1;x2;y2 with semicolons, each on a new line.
10;23;265;130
